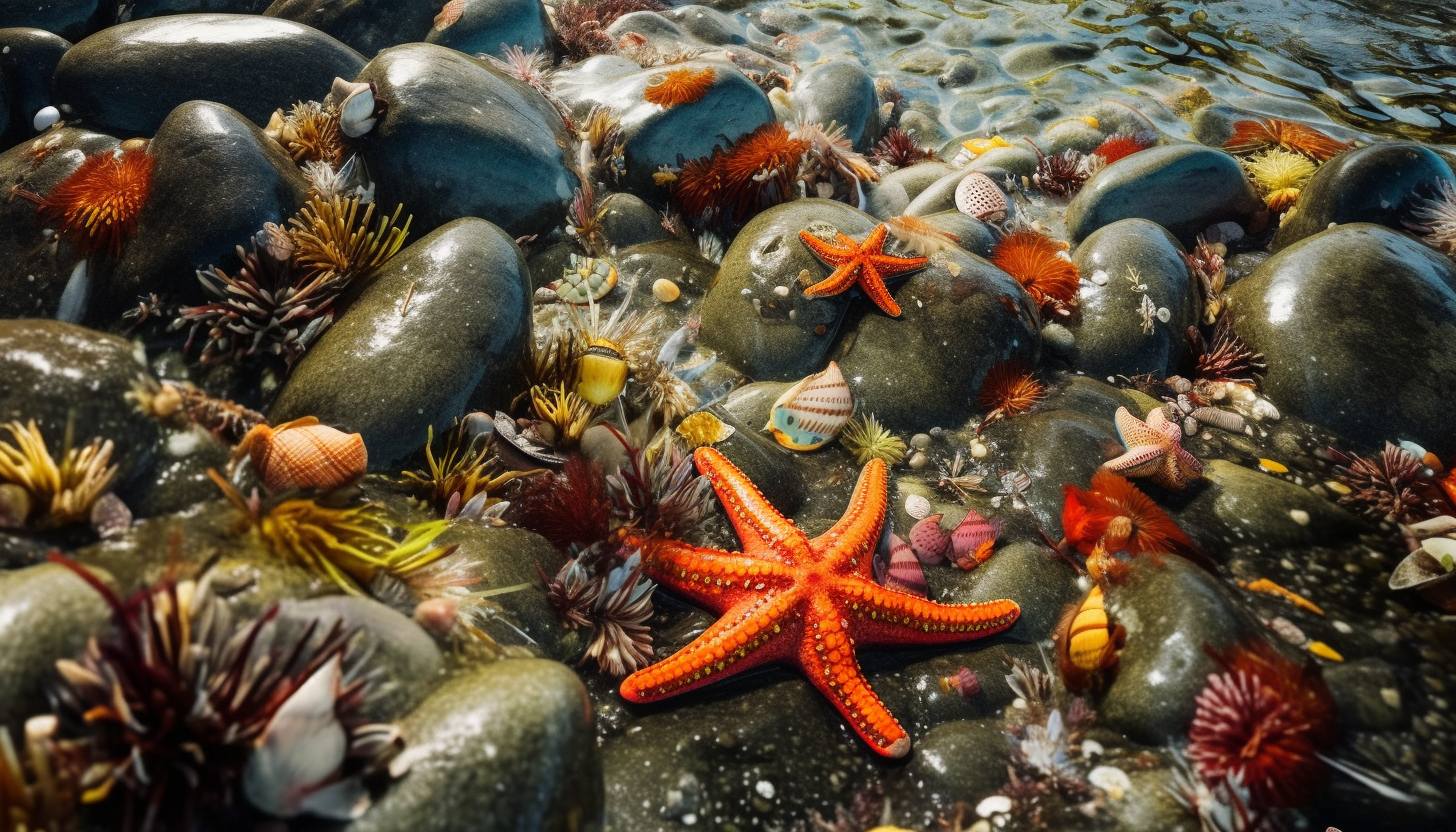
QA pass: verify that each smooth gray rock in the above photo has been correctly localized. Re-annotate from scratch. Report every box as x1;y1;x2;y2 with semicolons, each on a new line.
706;388;807;518
663;5;748;46
270;218;531;469
884;719;1010;822
939;541;1079;642
0;563;111;736
1065;144;1264;247
788;59;881;151
1003;40;1098;78
131;0;272;17
267;0;439;56
1324;657;1405;731
699;199;869;381
51;14;365;134
0;0;97;43
1172;459;1363;552
0;28;70;149
423;0;553;57
109;101;310;313
1227;223;1456;457
431;525;569;659
1068;218;1198;378
1272;142;1454;250
351;43;577;240
354;660;602;832
863;161;958;219
597;192;676;250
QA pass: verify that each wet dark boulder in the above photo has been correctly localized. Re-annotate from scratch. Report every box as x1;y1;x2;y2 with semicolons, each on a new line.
422;0;553;58
0;28;70;149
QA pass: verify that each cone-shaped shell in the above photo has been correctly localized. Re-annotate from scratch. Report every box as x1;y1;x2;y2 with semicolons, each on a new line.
950;508;1000;570
1066;586;1117;672
239;418;367;493
954;172;1009;221
881;533;928;597
576;340;629;405
764;361;853;451
908;513;950;564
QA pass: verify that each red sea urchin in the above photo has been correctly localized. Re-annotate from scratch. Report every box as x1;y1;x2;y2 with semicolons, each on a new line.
20;146;154;258
990;230;1080;314
644;66;716;108
1222;117;1354;162
1090;131;1156;165
977;359;1045;430
1187;639;1337;810
1331;441;1441;524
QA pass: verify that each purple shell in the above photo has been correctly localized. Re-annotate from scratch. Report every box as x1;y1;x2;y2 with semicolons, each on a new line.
941;666;981;698
882;533;928;597
909;514;950;564
950;508;1001;562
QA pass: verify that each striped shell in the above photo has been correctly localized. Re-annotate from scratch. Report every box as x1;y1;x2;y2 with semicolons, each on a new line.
954;172;1009;221
550;255;618;304
237;417;367;493
879;533;928;597
908;513;950;564
949;508;1000;570
1066;586;1119;672
764;361;853;451
939;666;981;698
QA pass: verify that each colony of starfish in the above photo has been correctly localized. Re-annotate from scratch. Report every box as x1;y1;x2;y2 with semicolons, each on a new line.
797;223;928;317
619;447;1021;757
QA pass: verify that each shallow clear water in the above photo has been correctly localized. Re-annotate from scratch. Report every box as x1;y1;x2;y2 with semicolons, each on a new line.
737;0;1456;143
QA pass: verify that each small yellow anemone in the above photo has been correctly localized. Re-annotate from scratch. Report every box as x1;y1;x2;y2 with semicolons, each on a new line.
530;383;599;449
403;421;539;508
0;420;117;528
675;412;735;449
1242;149;1316;211
838;413;907;467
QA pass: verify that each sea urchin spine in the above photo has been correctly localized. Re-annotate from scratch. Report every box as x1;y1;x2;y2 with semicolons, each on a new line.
19;147;154;258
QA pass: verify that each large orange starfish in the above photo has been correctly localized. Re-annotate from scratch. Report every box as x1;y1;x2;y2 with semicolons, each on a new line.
797;224;928;317
619;447;1020;757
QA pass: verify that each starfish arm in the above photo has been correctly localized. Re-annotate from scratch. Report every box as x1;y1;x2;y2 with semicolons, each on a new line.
619;591;799;703
694;447;811;561
812;458;888;574
799;594;910;758
1173;445;1204;481
856;261;902;317
641;537;797;614
802;265;859;299
839;580;1020;647
1113;407;1165;449
1101;445;1168;480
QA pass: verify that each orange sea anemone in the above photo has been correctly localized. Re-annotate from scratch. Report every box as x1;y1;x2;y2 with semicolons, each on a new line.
1061;469;1205;565
23;146;154;258
1090;131;1156;165
977;359;1045;426
1222;117;1354;162
644;66;716;108
990;230;1080;312
673;122;810;225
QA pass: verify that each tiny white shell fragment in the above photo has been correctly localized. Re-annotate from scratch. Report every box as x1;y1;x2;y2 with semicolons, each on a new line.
1087;765;1131;800
976;794;1013;817
904;494;932;519
1090;269;1109;285
1156;306;1171;322
33;106;60;131
1289;509;1310;526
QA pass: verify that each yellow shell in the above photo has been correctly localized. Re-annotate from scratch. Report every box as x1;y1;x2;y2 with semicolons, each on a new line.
1307;640;1344;662
1067;586;1115;671
576;338;629;405
960;135;1013;158
236;417;367;493
676;412;735;449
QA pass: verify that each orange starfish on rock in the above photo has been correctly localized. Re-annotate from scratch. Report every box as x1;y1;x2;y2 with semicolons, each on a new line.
797;224;928;317
619;447;1020;758
1100;406;1203;491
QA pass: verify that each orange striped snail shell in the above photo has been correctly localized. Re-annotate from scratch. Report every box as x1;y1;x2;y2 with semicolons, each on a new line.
235;417;367;493
1056;584;1126;692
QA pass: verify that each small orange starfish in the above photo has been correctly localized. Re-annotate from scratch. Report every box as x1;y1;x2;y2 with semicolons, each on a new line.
797;224;928;317
1101;406;1203;491
620;446;1020;758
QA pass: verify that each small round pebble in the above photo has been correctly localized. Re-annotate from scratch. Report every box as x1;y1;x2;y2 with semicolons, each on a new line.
907;451;929;469
772;285;790;297
653;278;681;303
33;106;61;131
970;441;988;458
910;433;932;450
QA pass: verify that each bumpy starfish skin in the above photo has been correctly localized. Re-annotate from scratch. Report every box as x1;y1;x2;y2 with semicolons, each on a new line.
1101;406;1203;491
619;447;1020;758
797;224;929;317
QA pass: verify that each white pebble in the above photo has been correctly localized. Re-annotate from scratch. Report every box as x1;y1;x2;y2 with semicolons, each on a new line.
754;780;775;799
33;105;60;131
1090;269;1109;285
1381;687;1402;708
976;795;1013;817
1289;509;1310;526
1088;765;1131;800
1156;306;1171;323
970;441;988;459
772;285;790;297
1081;739;1104;758
1333;620;1352;634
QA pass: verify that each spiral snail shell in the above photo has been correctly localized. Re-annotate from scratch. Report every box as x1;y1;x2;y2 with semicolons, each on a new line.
235;417;367;493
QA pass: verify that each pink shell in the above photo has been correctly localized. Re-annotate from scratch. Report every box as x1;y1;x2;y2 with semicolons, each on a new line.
950;508;1001;567
954;172;1009;221
909;514;950;564
882;533;928;597
942;666;981;698
252;422;367;492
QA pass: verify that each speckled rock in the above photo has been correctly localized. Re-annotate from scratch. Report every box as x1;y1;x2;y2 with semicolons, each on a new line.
1272;142;1455;250
276;595;443;721
883;719;1010;824
0;28;70;149
872;640;1046;731
0;563;111;735
787;59;881;151
1098;557;1264;744
120;425;234;518
1068;218;1199;378
422;0;552;57
937;541;1080;642
552;57;775;197
833;246;1041;432
1065;144;1264;246
0;0;96;43
1227;223;1456;457
51;14;365;134
863;161;958;219
612;239;718;298
108;100;310;314
351;43;577;239
0;320;159;485
699;199;869;380
1323;657;1406;731
0;127;119;319
270;218;531;469
431;525;569;659
353;660;602;832
1172;459;1363;552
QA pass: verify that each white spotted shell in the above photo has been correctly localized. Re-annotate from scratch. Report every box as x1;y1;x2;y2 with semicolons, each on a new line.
954;172;1009;222
237;417;367;493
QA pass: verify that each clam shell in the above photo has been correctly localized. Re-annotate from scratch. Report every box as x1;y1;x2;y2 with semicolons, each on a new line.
904;493;932;520
908;513;950;564
764;361;853;451
954;172;1009;221
1390;542;1456;611
551;255;619;305
880;533;928;597
252;421;367;492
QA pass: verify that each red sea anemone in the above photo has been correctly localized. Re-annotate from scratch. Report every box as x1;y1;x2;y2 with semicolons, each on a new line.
990;230;1080;313
869;127;938;168
1061;470;1205;565
1187;639;1338;809
644;67;716;108
673;122;811;225
1090;131;1156;165
23;146;154;258
1222;117;1354;162
509;455;613;550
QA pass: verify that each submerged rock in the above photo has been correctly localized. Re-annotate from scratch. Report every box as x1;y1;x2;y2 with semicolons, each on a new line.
51;14;365;134
884;719;1010;822
0;563;111;735
270;218;531;469
787;59;881;151
1227;223;1456;457
419;0;552;58
0;28;70;150
351;43;577;239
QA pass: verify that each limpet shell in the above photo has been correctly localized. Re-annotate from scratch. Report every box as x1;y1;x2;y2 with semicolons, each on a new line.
652;278;680;303
954;172;1009;222
904;493;932;519
764;362;853;451
550;255;619;305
